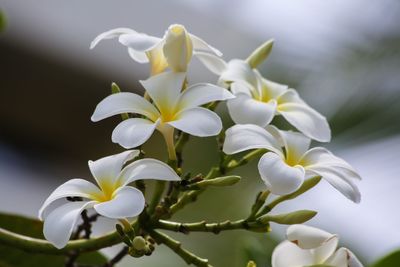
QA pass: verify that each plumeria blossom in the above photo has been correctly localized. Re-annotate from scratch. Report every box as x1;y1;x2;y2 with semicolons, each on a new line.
196;54;330;142
272;224;364;267
90;24;222;75
38;150;180;249
91;71;234;159
223;124;361;201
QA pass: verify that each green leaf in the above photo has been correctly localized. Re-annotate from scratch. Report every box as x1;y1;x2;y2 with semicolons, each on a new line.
258;210;317;225
371;249;400;267
0;212;108;267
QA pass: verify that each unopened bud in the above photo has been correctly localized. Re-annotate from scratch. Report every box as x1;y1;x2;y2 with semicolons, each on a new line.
246;39;274;68
132;236;147;251
258;210;317;225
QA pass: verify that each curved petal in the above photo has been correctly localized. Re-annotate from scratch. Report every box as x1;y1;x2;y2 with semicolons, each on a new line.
90;28;136;49
88;150;140;191
223;124;283;156
259;76;288;100
128;48;149;63
140;72;186;115
178;83;234;111
112;118;158;149
94;186;145;219
194;51;227;75
287;224;336;250
277;89;331;142
326;247;364;267
168;107;222;137
271;240;314;267
43;201;96;249
312;235;340;263
118;158;180;186
163;24;193;72
227;94;276;127
221;59;258;87
301;148;361;203
38;179;101;220
267;126;311;166
118;32;161;52
230;82;252;96
258;152;305;195
189;33;222;56
91;92;160;122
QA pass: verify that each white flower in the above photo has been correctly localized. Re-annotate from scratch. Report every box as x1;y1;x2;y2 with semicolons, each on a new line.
90;24;222;75
272;224;364;267
38;150;180;249
196;55;331;142
223;124;361;202
91;72;234;159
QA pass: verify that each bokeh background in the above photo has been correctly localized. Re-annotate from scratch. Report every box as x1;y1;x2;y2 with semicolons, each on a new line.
1;0;400;266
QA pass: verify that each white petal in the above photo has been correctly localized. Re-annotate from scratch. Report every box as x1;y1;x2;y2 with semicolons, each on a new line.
168;107;222;137
287;224;336;250
227;94;276;127
94;186;145;219
178;83;234;110
90;28;136;49
163;24;192;72
271;240;314;267
91;92;160;122
312;235;340;263
230;82;252;96
189;33;222;56
194;51;227;75
140;72;185;115
267;126;311;165
38;179;101;220
43;201;95;249
301;147;361;203
128;48;149;63
88;150;140;191
112;118;158;149
118;32;161;52
259;76;289;99
118;158;181;186
346;248;364;267
221;60;258;87
258;152;305;195
326;247;364;267
223;124;283;156
277;89;331;142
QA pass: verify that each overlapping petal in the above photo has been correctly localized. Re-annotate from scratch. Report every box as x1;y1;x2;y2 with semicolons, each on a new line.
112;118;158;149
88;150;139;191
90;28;137;49
168;107;222;137
118;32;161;52
223;124;282;156
227;94;276;127
194;52;227;75
258;152;305;195
190;33;222;56
287;225;335;250
91;92;160;122
38;179;102;220
271;241;314;267
277;89;331;142
163;25;193;72
220;59;258;87
93;187;145;218
118;158;181;186
43;201;96;249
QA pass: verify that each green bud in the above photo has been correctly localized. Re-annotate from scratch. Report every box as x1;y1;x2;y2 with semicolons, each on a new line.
258;210;317;225
245;39;274;68
246;261;257;267
132;236;147;251
185;175;241;190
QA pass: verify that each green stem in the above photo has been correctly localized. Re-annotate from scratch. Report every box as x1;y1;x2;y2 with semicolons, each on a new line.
148;229;212;267
156;219;267;234
224;149;266;172
148;181;166;216
0;228;121;255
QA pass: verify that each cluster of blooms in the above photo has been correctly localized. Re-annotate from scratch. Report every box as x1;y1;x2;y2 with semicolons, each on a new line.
39;24;363;266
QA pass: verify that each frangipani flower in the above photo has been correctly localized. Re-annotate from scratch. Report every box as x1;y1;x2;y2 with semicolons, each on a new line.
91;72;234;159
38;150;180;249
196;54;331;142
91;24;222;75
223;124;361;202
272;224;364;267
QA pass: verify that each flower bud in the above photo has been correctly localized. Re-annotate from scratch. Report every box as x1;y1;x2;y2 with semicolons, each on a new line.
246;39;274;68
163;24;193;72
132;236;147;251
258;210;317;225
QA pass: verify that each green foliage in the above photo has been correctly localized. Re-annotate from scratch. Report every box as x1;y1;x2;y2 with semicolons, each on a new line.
0;213;107;267
371;249;400;267
0;10;6;32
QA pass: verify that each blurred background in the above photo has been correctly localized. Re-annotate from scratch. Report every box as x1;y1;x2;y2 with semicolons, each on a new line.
1;0;400;266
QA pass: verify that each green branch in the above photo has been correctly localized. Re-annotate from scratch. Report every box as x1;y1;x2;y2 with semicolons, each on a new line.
156;219;268;234
148;229;212;267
